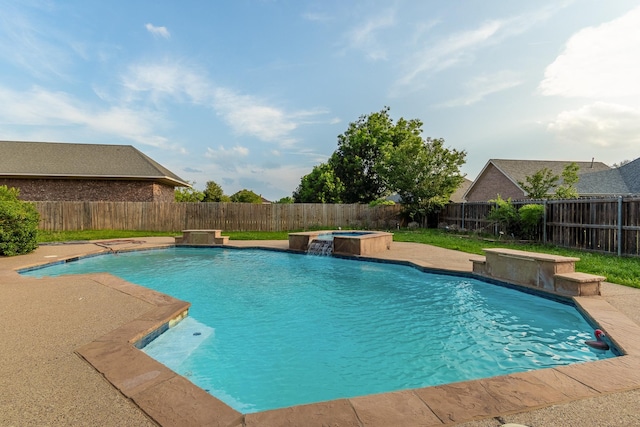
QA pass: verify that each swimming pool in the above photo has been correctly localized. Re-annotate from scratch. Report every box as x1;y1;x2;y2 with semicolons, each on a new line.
22;247;612;413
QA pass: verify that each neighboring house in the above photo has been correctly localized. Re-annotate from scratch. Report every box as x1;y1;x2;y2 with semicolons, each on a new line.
575;157;640;197
384;177;472;204
464;159;611;202
0;140;189;202
449;177;472;203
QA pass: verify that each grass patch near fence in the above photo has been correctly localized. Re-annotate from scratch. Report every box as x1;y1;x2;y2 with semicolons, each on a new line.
225;231;290;240
36;228;639;288
37;229;179;243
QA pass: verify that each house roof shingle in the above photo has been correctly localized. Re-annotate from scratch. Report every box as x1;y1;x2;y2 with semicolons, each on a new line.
0;141;189;187
489;159;611;189
618;157;640;193
576;157;640;195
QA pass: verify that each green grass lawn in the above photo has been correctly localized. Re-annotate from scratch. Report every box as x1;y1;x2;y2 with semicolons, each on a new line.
37;229;180;242
37;228;639;288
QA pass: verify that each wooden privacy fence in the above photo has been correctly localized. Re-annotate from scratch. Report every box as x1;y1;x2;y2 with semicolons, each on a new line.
34;201;403;232
439;197;640;257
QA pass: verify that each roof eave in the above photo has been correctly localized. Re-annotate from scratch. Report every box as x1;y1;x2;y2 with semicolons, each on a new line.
0;173;190;187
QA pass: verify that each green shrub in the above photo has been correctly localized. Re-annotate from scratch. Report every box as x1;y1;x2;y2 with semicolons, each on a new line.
487;197;546;240
0;186;39;256
519;204;545;240
487;195;519;237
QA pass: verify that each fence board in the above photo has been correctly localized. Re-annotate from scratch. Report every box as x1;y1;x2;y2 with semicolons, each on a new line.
33;202;402;234
440;197;640;257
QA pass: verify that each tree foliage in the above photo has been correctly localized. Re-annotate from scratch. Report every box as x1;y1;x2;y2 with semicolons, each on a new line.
329;107;409;203
0;186;39;256
518;168;558;199
202;180;227;202
230;189;263;203
275;196;294;204
294;107;467;216
293;163;344;203
613;159;631;168
381;136;465;221
519;163;580;200
554;162;579;199
175;182;205;202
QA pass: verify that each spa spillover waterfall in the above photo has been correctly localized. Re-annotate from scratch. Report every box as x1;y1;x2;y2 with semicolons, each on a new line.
307;239;333;256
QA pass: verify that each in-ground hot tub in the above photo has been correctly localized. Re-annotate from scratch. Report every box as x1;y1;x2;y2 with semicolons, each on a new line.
288;230;393;256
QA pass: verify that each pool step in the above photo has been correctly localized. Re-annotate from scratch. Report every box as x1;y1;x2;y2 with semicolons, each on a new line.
471;249;604;297
142;317;214;367
176;229;229;246
554;272;605;296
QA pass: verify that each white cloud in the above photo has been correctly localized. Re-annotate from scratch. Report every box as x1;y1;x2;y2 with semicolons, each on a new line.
121;61;329;147
145;23;171;39
398;3;566;88
438;71;523;107
205;145;250;159
0;3;71;79
205;145;250;171
122;62;211;104
302;12;332;22
344;10;396;61
547;102;640;148
213;88;300;146
0;85;174;149
538;6;640;98
412;20;502;83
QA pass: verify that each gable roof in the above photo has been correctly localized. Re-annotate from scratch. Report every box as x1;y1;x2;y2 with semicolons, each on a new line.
464;159;612;200
489;159;611;187
450;177;472;203
0;141;189;187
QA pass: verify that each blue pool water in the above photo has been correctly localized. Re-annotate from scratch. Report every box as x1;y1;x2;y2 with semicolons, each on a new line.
22;247;612;413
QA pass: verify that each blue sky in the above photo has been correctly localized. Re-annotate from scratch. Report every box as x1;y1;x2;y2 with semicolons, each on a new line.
1;1;639;201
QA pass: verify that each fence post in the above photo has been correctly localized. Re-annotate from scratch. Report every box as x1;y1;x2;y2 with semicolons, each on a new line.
543;199;547;244
617;196;623;257
461;202;465;230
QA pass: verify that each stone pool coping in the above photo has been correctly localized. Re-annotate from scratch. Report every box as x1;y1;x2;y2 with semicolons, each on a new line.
4;238;640;426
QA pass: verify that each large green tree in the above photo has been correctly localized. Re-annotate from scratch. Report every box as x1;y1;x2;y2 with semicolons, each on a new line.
381;137;466;221
203;180;230;202
293;163;344;203
329;107;419;203
293;107;467;211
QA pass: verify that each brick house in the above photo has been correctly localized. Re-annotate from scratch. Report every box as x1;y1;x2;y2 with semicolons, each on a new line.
463;159;611;202
0;141;189;202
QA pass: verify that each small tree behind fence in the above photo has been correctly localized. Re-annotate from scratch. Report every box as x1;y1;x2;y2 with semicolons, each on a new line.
439;197;640;257
34;201;403;232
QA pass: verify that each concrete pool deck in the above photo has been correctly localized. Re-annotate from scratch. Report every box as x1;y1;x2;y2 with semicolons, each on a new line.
1;237;639;426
